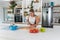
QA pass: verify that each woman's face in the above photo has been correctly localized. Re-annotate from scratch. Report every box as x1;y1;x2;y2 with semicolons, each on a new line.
30;12;34;17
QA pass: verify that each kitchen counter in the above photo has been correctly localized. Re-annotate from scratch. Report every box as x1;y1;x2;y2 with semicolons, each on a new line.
0;23;60;40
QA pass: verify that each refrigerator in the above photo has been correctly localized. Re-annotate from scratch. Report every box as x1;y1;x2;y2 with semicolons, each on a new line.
42;7;53;28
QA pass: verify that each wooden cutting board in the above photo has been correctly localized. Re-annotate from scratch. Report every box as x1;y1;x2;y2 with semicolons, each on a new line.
19;26;36;30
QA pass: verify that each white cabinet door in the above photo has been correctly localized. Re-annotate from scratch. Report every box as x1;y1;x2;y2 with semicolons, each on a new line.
0;7;3;23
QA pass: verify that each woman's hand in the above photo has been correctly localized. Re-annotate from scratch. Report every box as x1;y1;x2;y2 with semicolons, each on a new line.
30;24;36;28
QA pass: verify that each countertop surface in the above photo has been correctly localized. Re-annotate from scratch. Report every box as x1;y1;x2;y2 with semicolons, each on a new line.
0;23;60;40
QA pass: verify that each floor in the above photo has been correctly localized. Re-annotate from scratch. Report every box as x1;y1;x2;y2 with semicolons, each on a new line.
0;23;60;40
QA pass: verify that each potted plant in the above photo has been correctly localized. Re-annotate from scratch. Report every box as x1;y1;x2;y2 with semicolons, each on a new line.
9;1;17;13
30;1;34;10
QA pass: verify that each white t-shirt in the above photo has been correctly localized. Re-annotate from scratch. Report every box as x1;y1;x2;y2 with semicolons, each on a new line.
29;16;36;24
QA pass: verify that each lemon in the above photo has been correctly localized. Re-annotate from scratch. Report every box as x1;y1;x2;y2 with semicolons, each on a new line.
40;27;46;32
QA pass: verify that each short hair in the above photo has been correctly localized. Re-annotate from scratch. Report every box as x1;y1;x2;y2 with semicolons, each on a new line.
29;9;34;13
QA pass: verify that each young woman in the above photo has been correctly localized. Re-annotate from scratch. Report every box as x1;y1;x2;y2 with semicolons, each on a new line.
27;9;40;28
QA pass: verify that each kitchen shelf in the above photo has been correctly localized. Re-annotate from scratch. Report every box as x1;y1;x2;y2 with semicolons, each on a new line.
53;5;60;13
53;23;60;25
53;5;60;7
53;12;60;13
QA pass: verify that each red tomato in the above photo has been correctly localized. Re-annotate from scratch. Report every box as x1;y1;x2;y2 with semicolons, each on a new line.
30;29;33;33
33;30;36;33
30;28;39;33
35;29;38;33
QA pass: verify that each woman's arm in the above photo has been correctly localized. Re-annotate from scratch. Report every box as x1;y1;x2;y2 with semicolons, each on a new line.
35;16;40;26
27;16;31;25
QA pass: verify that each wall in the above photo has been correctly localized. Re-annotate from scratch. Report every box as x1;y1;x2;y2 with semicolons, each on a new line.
0;1;9;7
